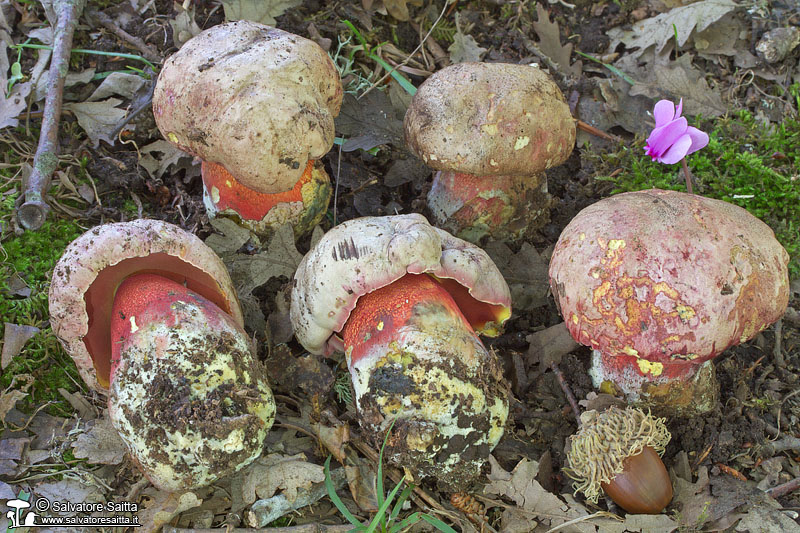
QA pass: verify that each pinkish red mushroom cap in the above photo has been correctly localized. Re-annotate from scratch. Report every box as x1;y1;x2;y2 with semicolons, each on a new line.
49;219;243;392
549;189;789;378
290;214;512;356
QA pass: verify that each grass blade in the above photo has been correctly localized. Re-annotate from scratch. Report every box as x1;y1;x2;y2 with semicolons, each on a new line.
364;475;406;533
389;485;414;521
419;514;458;532
324;456;363;528
574;50;635;85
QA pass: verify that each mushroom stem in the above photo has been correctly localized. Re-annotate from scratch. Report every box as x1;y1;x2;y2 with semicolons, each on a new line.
340;273;508;489
202;160;331;237
428;170;549;243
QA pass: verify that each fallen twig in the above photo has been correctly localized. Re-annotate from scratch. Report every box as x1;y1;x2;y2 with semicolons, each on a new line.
772;318;784;367
245;467;347;528
576;120;623;143
17;0;87;231
766;476;800;499
85;8;161;63
551;362;582;425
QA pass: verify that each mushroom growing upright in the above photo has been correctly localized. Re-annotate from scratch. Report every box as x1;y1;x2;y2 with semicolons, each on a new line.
153;21;343;237
549;189;790;415
49;219;275;491
290;214;511;489
404;62;576;243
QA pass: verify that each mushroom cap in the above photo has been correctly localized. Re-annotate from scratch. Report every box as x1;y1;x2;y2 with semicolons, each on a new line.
153;21;343;194
404;62;575;176
49;219;243;392
290;213;512;356
549;189;790;371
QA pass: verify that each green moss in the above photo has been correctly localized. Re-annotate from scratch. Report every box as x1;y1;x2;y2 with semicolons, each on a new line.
1;183;86;415
589;108;800;278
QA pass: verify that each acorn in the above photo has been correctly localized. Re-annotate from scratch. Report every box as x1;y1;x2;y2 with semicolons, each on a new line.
565;407;673;514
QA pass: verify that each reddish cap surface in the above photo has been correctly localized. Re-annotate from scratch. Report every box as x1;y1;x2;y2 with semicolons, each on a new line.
549;189;789;377
49;219;243;391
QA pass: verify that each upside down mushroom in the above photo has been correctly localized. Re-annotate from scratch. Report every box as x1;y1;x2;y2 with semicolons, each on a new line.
290;214;511;489
404;62;576;243
153;21;342;237
549;189;789;415
49;219;275;491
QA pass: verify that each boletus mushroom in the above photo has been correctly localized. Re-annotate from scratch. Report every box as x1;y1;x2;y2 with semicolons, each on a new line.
549;189;790;415
290;214;511;489
404;62;575;243
49;219;275;491
153;21;343;237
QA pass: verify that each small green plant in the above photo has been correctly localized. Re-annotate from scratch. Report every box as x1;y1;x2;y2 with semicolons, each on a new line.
591;109;800;278
333;368;354;405
324;422;457;533
339;20;417;96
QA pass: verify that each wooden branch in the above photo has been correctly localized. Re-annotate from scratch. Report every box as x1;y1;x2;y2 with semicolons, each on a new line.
17;0;86;231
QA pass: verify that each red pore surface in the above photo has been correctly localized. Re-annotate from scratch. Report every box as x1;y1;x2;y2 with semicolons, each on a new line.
342;273;475;366
109;273;230;381
85;255;233;388
202;159;314;220
549;190;789;376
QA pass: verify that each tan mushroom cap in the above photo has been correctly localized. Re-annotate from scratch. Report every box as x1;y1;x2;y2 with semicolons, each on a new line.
49;219;243;392
153;21;343;194
290;214;512;356
404;62;576;176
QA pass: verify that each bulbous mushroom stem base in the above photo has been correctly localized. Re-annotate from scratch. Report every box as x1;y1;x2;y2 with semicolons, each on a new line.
589;349;719;416
108;274;275;492
342;274;509;490
427;171;550;244
202;159;331;238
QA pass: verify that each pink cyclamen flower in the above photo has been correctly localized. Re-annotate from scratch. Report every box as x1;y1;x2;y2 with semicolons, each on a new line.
644;99;709;164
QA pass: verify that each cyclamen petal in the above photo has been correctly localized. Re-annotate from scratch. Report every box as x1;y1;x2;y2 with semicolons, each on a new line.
644;98;707;164
685;126;709;155
645;117;688;158
652;100;676;128
658;134;692;164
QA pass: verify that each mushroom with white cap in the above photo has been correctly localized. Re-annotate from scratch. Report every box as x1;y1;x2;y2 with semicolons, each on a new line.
153;21;343;237
49;219;275;491
290;214;511;489
404;62;576;243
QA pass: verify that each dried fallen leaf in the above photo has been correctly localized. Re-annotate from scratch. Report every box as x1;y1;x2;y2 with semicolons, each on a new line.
627;51;726;117
448;13;486;63
88;71;146;101
138;489;202;533
335;91;404;152
224;223;303;298
169;3;202;48
0;390;27;422
63;98;128;146
71;418;127;465
57;388;96;420
484;241;549;312
607;0;737;57
532;4;582;78
35;478;104;514
220;0;303;26
241;453;325;505
526;322;579;369
2;323;40;369
0;81;30;130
